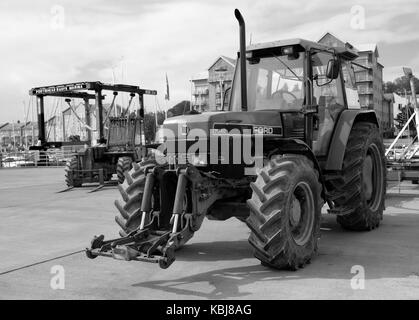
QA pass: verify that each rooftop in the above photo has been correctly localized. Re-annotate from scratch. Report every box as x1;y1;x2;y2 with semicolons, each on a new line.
191;71;209;81
220;55;236;66
356;43;378;53
208;56;236;71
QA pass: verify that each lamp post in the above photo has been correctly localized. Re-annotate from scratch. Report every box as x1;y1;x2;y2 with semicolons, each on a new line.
215;67;227;110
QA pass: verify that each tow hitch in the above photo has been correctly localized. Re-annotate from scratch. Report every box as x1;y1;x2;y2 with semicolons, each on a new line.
86;213;196;268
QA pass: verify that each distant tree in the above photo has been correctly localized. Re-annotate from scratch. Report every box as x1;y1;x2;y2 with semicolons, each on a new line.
384;76;419;94
167;101;191;118
143;111;166;144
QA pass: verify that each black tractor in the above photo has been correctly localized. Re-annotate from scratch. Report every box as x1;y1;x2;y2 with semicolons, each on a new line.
29;82;157;188
87;10;386;269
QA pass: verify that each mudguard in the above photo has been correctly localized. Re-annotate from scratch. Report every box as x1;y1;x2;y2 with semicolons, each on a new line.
325;109;379;171
267;137;326;200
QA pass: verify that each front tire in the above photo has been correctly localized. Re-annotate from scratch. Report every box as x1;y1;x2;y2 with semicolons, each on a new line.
116;157;133;184
246;154;323;270
65;156;82;187
114;160;156;236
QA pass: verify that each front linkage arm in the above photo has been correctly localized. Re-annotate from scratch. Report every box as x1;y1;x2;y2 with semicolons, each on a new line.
86;167;200;269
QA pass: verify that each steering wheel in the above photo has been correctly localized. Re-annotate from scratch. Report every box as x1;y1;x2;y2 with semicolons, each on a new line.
271;90;298;102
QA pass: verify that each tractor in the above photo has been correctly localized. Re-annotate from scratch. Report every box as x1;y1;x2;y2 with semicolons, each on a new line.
29;82;157;189
87;10;386;269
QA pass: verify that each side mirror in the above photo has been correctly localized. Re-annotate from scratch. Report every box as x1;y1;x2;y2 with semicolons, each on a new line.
326;58;340;79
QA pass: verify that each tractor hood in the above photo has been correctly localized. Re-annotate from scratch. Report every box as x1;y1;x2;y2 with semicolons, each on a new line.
162;111;284;139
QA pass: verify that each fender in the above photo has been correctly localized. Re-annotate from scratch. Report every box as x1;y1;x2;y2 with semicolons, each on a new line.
267;137;326;200
325;109;379;171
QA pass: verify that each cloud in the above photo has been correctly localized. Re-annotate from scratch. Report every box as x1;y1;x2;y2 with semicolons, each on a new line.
0;0;418;122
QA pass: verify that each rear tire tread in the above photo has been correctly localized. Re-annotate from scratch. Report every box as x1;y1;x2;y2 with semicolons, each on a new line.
326;122;386;231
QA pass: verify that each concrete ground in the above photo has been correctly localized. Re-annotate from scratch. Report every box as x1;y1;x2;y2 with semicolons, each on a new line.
0;168;418;299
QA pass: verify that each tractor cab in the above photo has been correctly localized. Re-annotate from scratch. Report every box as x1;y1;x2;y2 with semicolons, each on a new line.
230;38;360;156
107;113;143;151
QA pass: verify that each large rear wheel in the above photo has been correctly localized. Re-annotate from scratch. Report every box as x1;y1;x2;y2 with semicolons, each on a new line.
246;154;323;270
327;122;386;230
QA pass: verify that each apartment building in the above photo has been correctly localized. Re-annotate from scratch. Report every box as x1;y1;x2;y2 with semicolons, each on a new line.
0;121;38;149
191;56;236;111
191;71;209;112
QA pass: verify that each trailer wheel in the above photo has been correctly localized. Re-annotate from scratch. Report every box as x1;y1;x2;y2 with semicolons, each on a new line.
116;157;133;184
246;154;323;270
65;156;82;187
114;159;157;236
327;122;386;230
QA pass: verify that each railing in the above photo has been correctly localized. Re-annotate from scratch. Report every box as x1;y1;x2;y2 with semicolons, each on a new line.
354;59;373;69
357;86;374;94
355;74;373;82
193;88;209;95
0;149;77;168
385;111;417;158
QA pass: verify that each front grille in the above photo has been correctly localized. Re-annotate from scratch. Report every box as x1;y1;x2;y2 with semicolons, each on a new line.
281;113;305;139
290;128;305;139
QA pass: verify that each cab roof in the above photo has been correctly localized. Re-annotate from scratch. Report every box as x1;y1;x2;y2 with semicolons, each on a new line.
246;38;358;60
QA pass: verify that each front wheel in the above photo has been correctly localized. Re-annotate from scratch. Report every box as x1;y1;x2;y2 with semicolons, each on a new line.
64;156;82;187
116;157;133;184
246;154;323;270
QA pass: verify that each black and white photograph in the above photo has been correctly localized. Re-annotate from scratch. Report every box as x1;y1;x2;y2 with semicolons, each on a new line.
0;0;418;305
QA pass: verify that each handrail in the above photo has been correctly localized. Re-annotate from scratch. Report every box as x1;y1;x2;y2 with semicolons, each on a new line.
385;111;416;157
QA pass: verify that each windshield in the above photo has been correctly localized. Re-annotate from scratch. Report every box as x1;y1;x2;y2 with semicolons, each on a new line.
231;51;305;111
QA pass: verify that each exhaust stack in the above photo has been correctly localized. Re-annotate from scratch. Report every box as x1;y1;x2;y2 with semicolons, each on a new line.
234;9;248;111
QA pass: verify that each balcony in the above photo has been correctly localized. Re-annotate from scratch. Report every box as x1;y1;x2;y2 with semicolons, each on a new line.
353;59;373;70
357;85;374;94
193;88;209;96
355;74;373;82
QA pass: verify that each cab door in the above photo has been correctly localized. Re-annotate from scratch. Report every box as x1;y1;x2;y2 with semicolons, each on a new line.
310;51;346;156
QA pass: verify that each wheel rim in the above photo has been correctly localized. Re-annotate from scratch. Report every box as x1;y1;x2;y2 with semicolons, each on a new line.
289;181;315;246
363;155;373;201
364;144;383;211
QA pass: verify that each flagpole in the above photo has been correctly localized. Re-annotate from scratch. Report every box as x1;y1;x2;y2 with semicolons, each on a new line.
154;97;158;128
165;73;170;118
12;122;16;151
190;76;193;111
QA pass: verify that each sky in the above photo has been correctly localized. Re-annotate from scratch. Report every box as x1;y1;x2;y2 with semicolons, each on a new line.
1;0;419;123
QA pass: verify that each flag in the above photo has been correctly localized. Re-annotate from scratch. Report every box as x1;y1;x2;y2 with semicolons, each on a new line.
165;73;170;101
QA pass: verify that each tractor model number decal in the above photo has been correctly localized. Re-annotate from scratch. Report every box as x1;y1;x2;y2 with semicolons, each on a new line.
212;123;282;136
252;126;282;135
